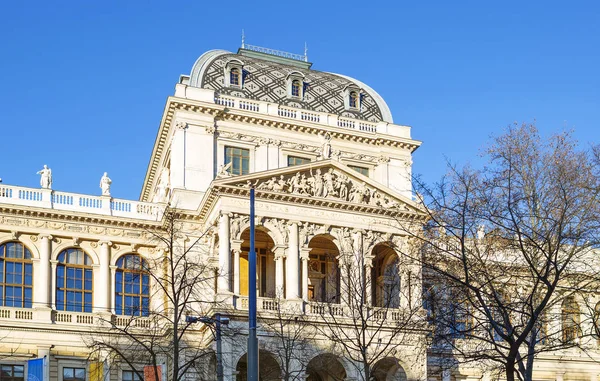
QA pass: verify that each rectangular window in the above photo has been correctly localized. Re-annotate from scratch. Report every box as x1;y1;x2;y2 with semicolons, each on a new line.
225;146;250;176
348;165;369;177
0;364;24;381
62;367;85;381
287;156;311;167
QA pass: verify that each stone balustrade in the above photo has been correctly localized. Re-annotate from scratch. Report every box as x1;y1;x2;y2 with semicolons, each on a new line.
0;184;164;221
176;85;412;139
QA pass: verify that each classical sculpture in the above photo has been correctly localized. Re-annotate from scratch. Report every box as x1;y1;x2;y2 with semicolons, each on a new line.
37;165;52;189
238;166;404;211
217;162;232;178
321;133;332;159
99;172;112;196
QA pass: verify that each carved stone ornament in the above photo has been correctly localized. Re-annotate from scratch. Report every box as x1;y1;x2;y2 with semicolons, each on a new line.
175;121;188;130
205;124;216;134
241;167;407;210
229;213;248;240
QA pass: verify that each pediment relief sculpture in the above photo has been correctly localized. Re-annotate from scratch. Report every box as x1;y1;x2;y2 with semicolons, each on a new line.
235;167;409;210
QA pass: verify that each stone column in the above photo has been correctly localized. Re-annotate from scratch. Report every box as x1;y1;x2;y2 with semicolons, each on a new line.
50;260;58;310
218;213;231;293
364;255;374;306
273;246;286;298
286;222;300;299
110;265;117;314
95;241;112;313
231;240;243;295
35;234;52;309
300;248;311;302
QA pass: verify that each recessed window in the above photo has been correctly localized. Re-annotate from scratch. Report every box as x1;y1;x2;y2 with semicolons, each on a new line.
230;68;240;87
225;146;250;175
122;370;143;381
56;248;93;313
0;364;24;381
287;156;311;166
349;165;369;177
291;80;301;97
62;367;85;381
349;91;359;108
0;242;33;308
115;254;150;317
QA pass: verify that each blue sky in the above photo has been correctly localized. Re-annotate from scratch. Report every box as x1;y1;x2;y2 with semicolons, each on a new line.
1;1;598;200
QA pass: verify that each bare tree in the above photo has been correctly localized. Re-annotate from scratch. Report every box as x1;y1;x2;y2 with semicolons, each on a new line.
258;295;316;381
399;123;600;381
313;229;427;381
86;209;219;381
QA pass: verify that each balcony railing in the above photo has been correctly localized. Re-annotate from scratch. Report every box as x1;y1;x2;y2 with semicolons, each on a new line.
212;93;391;136
0;185;164;221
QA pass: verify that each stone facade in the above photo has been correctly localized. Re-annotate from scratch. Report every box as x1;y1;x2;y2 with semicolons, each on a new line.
0;46;597;381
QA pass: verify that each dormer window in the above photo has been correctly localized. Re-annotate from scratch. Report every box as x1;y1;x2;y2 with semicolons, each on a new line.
291;80;301;97
349;91;359;108
230;68;241;86
344;85;362;111
287;72;305;99
224;59;245;88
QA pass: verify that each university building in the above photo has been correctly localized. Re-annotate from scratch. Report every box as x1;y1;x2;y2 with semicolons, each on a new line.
0;44;597;381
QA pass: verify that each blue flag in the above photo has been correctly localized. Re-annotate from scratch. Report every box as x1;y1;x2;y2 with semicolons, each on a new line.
27;358;44;381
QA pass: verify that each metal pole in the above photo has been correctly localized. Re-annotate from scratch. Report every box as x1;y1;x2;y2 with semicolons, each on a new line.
216;313;223;381
247;187;259;381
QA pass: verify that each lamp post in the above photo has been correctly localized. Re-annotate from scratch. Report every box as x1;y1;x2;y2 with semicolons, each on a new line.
186;313;230;381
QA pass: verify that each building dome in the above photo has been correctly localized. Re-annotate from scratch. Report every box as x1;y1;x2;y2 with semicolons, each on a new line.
188;49;393;123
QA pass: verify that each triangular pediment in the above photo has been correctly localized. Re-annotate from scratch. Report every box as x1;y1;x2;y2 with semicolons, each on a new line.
201;160;424;219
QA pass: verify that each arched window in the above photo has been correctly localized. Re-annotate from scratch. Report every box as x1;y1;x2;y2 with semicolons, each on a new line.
56;248;93;312
230;68;240;86
562;296;581;343
349;91;358;108
291;80;301;97
0;242;33;308
115;254;150;316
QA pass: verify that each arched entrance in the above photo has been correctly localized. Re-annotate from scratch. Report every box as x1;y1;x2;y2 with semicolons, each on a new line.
239;228;276;297
371;244;401;308
372;357;407;381
306;354;346;381
236;350;281;381
307;235;340;303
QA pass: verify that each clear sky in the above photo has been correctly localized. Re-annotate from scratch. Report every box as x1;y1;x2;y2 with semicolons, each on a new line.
1;1;598;200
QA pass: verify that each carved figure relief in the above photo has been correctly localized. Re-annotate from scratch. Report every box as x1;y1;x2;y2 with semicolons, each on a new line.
246;167;404;210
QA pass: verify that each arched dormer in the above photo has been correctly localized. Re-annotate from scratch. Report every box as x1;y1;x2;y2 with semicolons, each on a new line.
224;58;245;88
344;84;362;111
286;71;305;100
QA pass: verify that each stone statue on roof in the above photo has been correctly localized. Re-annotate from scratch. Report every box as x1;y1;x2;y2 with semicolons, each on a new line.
100;172;112;196
37;165;52;189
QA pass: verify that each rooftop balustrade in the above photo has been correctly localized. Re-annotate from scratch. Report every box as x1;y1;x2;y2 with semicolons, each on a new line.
0;184;164;221
175;85;413;140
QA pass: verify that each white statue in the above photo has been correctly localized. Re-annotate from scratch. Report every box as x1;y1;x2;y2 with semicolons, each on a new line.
217;162;232;178
321;133;332;159
154;168;170;202
477;225;486;240
99;172;112;196
37;165;52;189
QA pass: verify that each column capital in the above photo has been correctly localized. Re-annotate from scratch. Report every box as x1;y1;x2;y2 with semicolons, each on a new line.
231;239;244;252
300;248;311;261
288;220;301;226
50;259;58;266
38;234;53;240
273;245;287;259
99;240;113;247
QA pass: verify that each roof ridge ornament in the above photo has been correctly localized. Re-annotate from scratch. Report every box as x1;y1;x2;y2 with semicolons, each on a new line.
242;43;308;63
